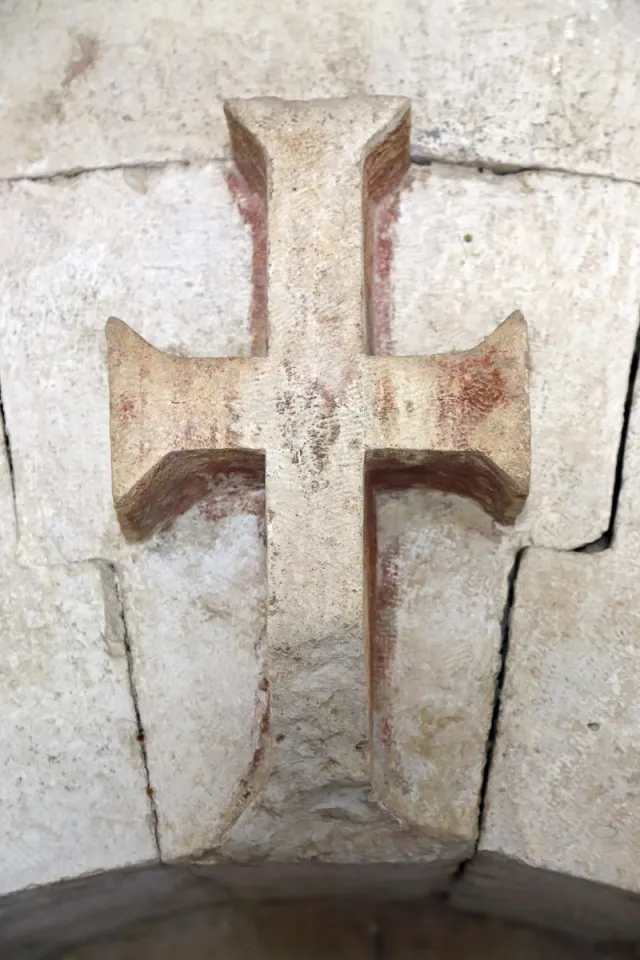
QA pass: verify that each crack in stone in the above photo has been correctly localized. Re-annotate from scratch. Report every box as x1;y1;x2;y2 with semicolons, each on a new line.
0;373;18;533
573;312;640;554
98;560;161;860
0;157;218;184
451;546;525;890
410;151;640;190
3;149;640;190
451;312;640;893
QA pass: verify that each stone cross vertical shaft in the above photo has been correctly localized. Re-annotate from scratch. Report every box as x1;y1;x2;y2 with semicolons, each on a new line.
107;97;530;862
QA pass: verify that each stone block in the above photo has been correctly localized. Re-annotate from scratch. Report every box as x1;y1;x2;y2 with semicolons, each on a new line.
455;374;640;938
2;1;640;179
1;130;637;890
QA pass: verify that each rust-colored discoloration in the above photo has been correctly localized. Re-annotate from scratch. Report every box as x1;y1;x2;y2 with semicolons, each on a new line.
367;450;526;527
225;168;268;356
106;99;530;861
118;397;135;425
373;372;399;424
63;34;98;87
116;451;265;542
240;676;271;802
370;529;401;756
198;477;264;528
439;346;510;446
363;107;411;355
369;188;403;356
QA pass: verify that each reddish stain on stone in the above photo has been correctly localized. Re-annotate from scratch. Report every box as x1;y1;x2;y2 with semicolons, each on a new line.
370;190;400;356
371;533;401;753
240;675;270;801
258;676;271;737
374;372;398;425
197;476;265;532
367;174;412;356
144;456;265;540
118;397;135;424
380;717;393;748
109;342;125;367
63;34;98;87
226;168;268;356
439;346;510;446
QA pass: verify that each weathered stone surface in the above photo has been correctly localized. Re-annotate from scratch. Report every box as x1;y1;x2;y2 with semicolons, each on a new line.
1;110;637;891
373;490;514;845
119;502;265;860
454;378;640;937
2;1;640;180
106;98;530;868
394;164;640;549
0;165;252;565
0;430;158;914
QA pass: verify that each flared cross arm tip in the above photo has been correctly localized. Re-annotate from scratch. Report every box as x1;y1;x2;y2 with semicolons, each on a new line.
366;309;531;526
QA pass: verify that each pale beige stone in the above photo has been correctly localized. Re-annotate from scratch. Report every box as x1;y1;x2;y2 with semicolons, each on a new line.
1;0;640;180
374;491;515;846
106;98;530;868
0;165;252;565
454;378;640;937
119;501;265;860
1;100;636;891
393;164;640;549
0;431;156;900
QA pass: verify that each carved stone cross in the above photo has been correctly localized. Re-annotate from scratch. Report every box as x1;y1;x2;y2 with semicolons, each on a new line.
107;97;530;863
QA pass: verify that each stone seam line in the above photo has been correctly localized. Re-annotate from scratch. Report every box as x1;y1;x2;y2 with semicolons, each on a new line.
4;153;640;191
452;312;640;890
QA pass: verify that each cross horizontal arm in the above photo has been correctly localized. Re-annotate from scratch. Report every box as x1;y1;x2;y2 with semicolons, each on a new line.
364;311;530;523
106;318;269;539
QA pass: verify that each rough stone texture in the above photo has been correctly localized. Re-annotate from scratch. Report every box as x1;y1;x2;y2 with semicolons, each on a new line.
373;491;514;845
1;120;637;905
2;0;640;945
2;0;640;180
0;164;253;565
105;98;530;868
0;433;156;900
454;376;640;938
120;502;265;860
394;164;640;550
59;902;639;959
